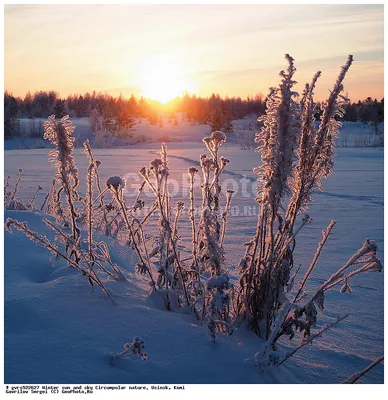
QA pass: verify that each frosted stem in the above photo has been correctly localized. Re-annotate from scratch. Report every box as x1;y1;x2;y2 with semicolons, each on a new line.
342;355;384;384
277;314;349;366
294;220;336;302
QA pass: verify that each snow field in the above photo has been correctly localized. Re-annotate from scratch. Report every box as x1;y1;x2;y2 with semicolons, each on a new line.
4;140;384;383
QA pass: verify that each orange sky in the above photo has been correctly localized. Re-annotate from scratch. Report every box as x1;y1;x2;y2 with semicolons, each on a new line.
4;4;384;102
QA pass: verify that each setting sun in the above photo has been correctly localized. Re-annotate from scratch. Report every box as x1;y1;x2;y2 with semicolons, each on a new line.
138;55;195;103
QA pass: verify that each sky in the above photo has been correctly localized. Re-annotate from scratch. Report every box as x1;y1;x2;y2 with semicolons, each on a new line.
4;4;384;102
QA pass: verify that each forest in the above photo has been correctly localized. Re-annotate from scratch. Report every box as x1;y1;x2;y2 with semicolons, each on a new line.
4;90;384;139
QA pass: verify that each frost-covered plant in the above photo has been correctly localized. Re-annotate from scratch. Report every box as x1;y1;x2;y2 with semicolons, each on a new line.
220;189;234;248
139;145;189;305
5;116;126;300
4;169;28;210
106;174;155;288
238;54;382;358
201;130;228;211
256;313;349;368
4;175;11;200
80;141;127;282
236;129;256;150
206;272;234;341
130;137;234;335
342;355;384;384
83;140;110;236
185;166;207;318
43;115;81;259
5;217;115;301
255;235;382;366
25;185;43;210
84;142;96;263
199;207;223;277
5;117;232;314
237;55;301;337
112;336;148;363
188;166;199;273
355;122;384;148
194;132;235;340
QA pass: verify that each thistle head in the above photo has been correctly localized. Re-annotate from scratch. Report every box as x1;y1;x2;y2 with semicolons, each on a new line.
4;217;15;233
150;158;163;174
210;130;226;146
176;201;185;211
220;156;230;167
139;166;148;177
365;258;383;273
106;175;125;191
188;166;199;177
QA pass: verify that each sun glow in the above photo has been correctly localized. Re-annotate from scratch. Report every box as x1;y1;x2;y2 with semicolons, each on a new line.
138;55;195;103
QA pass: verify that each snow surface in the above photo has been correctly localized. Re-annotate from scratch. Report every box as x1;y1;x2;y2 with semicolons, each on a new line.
4;137;384;383
4;116;213;150
5;118;382;150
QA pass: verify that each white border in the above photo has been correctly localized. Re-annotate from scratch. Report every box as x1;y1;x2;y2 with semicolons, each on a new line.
1;1;386;399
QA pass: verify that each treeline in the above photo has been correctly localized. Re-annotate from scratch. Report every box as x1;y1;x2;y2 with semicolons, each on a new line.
4;90;266;137
4;90;384;138
342;97;384;123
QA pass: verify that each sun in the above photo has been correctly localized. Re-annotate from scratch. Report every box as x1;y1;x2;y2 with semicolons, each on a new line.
138;55;194;103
